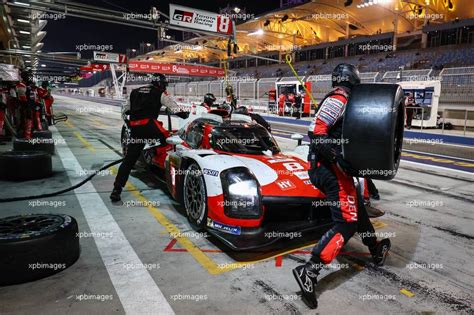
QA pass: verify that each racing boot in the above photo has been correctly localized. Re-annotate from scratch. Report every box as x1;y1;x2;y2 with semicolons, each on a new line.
110;186;122;203
369;238;391;266
292;259;321;309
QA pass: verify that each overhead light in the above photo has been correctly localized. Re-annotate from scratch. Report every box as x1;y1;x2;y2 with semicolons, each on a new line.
248;29;264;36
22;45;31;49
13;1;30;6
146;43;151;47
17;18;29;23
19;30;30;35
41;64;46;67
25;60;31;63
192;45;203;50
233;7;241;13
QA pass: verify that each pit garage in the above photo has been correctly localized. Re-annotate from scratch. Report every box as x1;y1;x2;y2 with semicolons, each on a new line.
0;0;473;314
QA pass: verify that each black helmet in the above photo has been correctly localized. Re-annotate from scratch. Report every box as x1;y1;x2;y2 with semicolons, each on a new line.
331;63;360;88
150;73;167;90
234;106;248;115
203;93;216;106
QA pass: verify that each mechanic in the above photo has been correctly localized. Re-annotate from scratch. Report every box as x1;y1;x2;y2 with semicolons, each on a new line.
405;92;416;129
200;93;217;110
37;81;54;126
110;73;186;202
293;63;391;309
294;92;302;120
233;106;271;132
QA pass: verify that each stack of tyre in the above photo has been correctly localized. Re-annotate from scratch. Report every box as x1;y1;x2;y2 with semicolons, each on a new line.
0;124;80;286
0;126;54;182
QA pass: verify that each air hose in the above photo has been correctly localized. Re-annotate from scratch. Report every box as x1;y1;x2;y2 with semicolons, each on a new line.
0;158;123;203
285;54;318;108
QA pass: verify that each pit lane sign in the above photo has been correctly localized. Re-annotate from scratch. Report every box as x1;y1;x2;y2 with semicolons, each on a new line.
93;51;127;64
128;61;225;77
169;4;233;35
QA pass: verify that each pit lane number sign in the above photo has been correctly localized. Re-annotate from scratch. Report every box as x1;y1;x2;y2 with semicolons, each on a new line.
169;4;233;35
93;52;127;64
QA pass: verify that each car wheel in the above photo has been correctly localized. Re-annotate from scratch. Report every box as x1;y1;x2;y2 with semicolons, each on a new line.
183;163;208;230
342;83;404;180
0;151;52;181
0;214;80;286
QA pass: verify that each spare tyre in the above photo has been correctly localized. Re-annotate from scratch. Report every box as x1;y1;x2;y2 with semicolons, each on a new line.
0;214;80;286
0;151;52;181
13;137;55;155
33;130;53;139
342;83;404;180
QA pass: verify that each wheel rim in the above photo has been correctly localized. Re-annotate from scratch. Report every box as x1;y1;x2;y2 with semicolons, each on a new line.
0;214;65;239
184;165;206;222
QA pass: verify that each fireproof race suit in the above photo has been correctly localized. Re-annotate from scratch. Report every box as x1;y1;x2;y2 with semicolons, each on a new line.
308;86;377;265
113;85;180;190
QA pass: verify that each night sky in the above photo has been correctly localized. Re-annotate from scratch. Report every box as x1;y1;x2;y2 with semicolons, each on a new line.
43;0;280;58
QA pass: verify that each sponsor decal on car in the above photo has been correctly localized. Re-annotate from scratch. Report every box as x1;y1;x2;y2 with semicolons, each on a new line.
276;179;296;191
203;168;219;177
207;218;241;235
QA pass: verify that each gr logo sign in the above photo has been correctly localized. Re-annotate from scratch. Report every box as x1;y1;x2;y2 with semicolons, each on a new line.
173;10;193;23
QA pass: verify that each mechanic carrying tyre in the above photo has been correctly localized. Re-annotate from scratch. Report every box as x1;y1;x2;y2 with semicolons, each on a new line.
293;63;391;309
110;73;186;202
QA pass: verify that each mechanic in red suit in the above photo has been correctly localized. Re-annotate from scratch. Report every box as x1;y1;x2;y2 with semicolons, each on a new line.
37;81;54;126
16;75;30;138
28;81;44;133
277;93;286;116
110;73;187;202
293;63;391;309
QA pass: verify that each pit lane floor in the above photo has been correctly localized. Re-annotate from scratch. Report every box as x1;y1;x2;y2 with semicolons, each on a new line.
0;95;472;314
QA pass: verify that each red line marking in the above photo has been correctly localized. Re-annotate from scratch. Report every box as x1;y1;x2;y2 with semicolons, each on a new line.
275;256;283;267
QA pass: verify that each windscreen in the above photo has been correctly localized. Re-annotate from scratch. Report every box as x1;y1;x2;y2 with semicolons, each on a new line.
211;125;280;155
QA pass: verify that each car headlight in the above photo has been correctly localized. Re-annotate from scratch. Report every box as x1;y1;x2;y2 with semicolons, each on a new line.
220;167;262;219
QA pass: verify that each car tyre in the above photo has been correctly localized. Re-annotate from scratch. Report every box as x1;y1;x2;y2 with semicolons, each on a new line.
0;214;80;286
0;150;52;181
342;83;404;180
183;162;208;230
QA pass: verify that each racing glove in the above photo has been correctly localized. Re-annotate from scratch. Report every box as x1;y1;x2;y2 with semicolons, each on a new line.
309;135;338;163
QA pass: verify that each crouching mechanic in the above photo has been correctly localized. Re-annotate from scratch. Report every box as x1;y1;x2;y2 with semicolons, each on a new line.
110;73;187;202
293;63;391;309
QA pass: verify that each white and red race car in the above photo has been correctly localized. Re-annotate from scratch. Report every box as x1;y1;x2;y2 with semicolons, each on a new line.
122;109;335;250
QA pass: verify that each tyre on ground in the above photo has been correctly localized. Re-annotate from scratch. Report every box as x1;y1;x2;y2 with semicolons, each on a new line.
0;214;80;286
0;151;53;181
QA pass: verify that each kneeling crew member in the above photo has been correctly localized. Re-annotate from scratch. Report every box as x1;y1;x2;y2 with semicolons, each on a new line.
110;73;183;202
292;63;391;309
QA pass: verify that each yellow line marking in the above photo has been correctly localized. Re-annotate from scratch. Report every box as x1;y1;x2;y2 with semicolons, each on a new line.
400;288;415;297
73;131;96;152
352;263;365;271
372;220;387;230
65;120;75;128
402;152;474;168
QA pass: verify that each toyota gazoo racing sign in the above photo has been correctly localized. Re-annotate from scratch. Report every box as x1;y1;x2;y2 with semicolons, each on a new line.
93;51;127;64
128;61;225;77
169;4;233;35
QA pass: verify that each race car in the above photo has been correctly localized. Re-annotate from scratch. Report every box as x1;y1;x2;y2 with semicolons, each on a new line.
121;110;335;250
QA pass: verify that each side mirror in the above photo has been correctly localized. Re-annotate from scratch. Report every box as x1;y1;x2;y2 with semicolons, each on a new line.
166;136;183;151
291;133;304;146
